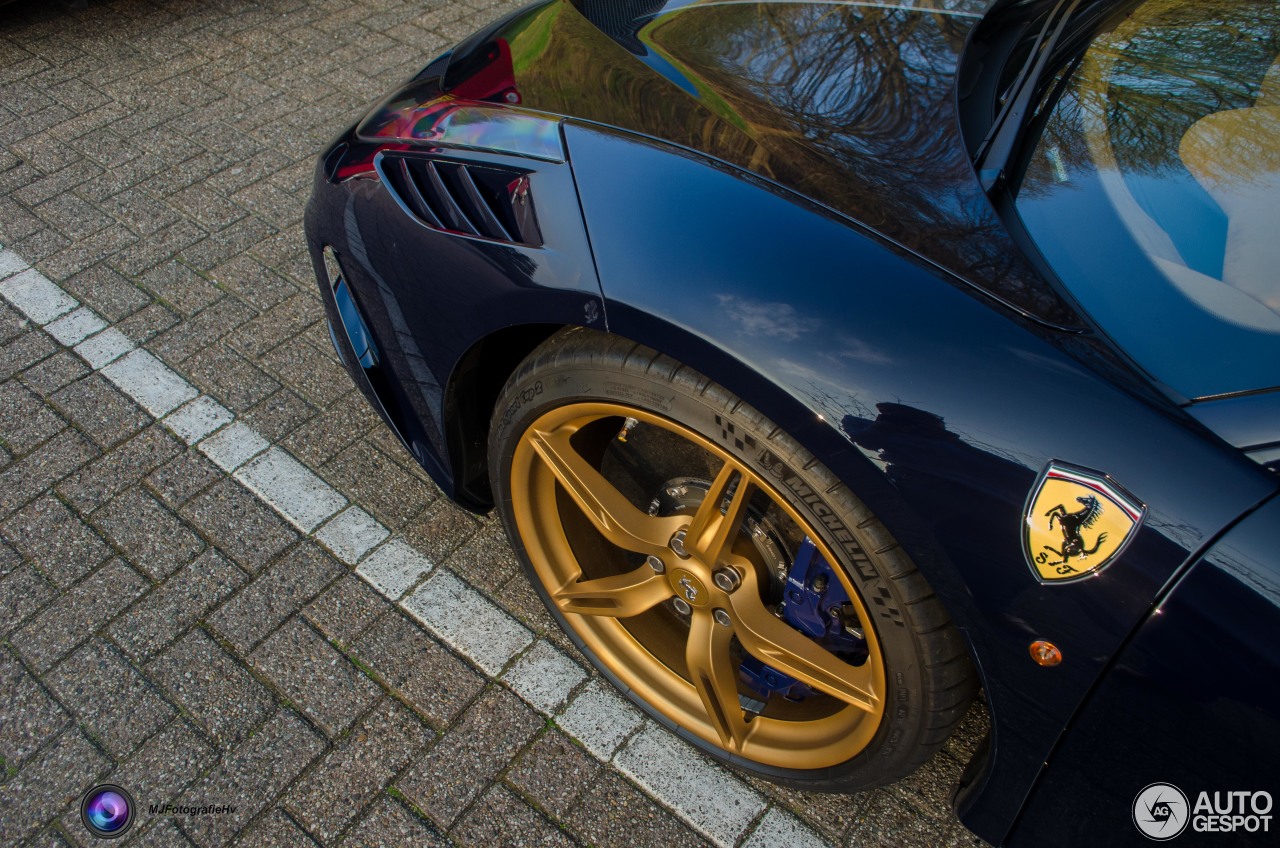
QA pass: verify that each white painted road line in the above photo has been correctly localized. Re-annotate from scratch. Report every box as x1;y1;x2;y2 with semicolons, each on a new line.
0;267;77;324
163;396;235;445
235;447;348;533
501;638;588;715
45;306;107;347
315;506;389;565
74;327;134;368
198;421;270;472
742;807;832;848
100;349;200;418
402;569;534;676
0;244;830;848
355;538;435;601
615;723;769;847
556;678;647;761
0;248;28;279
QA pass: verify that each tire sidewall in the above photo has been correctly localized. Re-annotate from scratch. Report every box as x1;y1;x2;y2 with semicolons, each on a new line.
490;341;933;790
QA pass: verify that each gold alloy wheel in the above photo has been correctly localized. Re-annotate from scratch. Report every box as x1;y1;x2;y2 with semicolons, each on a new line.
510;401;886;770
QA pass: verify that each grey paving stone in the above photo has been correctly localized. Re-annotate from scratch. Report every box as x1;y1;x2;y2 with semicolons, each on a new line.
0;648;69;769
250;616;380;738
742;777;871;846
21;350;90;396
148;296;256;366
260;339;348;408
614;725;765;847
0;728;111;845
146;629;274;750
0;564;56;637
303;573;389;647
55;718;215;848
181;709;324;848
209;543;340;653
230;294;319;360
279;392;372;468
239;388;315;444
145;449;223;509
322;440;438;531
46;638;176;759
740;808;829;848
284;697;434;841
351;611;485;729
846;789;985;848
179;477;298;572
453;784;579;848
0;331;59;382
49;373;150;449
127;818;196;848
507;729;601;820
441;519;520;594
400;499;482;566
115;301;180;345
59;263;150;323
565;771;713;848
397;685;541;829
343;796;450;848
0;379;65;454
0;426;97;518
58;425;180;513
91;487;204;580
107;548;245;662
1;493;111;587
207;254;295;311
234;808;318;848
11;558;147;672
495;564;579;654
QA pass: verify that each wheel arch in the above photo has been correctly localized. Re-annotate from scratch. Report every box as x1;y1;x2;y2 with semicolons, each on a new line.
444;322;565;510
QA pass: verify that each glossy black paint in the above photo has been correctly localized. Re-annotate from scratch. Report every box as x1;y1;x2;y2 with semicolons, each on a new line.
303;1;1280;844
1009;492;1280;846
562;121;1277;844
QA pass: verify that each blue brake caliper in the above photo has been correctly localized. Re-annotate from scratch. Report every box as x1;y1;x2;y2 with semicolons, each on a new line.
739;538;866;703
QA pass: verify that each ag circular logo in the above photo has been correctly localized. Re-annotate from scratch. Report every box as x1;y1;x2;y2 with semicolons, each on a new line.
1133;783;1190;841
80;784;135;839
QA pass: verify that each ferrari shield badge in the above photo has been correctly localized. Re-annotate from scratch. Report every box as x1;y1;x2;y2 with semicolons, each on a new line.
1023;462;1145;583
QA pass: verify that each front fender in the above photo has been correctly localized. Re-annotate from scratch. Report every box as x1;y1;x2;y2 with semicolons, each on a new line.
562;122;1279;845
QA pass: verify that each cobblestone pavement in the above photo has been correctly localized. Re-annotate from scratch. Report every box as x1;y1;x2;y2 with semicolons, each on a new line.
0;1;991;846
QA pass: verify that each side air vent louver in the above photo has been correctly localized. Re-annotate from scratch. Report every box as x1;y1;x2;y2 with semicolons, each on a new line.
378;154;542;247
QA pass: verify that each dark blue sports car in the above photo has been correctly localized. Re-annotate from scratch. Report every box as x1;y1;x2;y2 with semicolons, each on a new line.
305;1;1280;844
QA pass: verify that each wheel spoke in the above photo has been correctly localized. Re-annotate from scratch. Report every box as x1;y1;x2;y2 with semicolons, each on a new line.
728;567;880;713
685;460;753;564
552;564;673;617
528;426;681;556
687;609;750;750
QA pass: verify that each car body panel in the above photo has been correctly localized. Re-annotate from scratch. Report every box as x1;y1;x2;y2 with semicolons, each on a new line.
561;121;1278;842
1009;492;1280;846
465;0;1083;327
304;146;607;492
304;0;1280;843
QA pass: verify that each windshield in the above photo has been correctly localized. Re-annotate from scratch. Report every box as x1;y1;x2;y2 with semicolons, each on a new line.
1014;0;1280;399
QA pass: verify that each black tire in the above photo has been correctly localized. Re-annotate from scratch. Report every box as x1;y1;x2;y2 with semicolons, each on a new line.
489;328;975;790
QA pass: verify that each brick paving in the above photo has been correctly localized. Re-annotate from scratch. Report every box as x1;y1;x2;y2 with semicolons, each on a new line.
0;1;989;846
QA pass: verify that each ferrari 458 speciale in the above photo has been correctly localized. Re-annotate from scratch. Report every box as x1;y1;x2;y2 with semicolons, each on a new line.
305;1;1280;843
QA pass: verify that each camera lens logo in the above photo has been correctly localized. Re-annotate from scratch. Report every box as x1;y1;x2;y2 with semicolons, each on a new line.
1133;783;1190;841
80;784;136;839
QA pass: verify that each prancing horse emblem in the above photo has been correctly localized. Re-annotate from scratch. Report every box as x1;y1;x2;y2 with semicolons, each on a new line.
679;577;699;602
1042;496;1108;567
1022;462;1144;583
